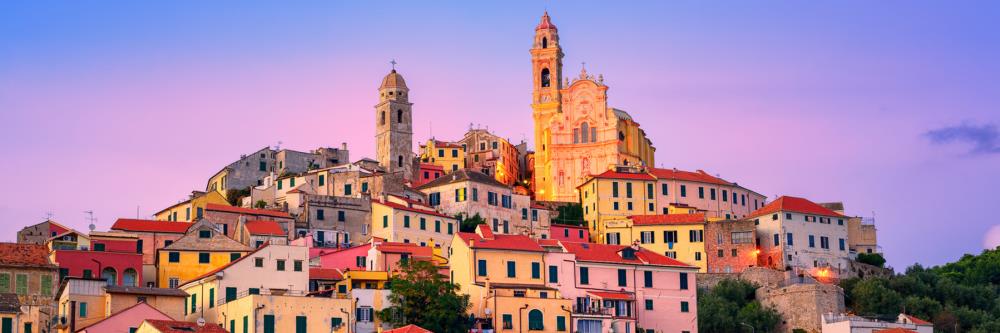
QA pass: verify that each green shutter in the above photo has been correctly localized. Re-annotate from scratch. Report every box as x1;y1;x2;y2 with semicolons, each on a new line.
191;293;197;313
2;318;11;333
209;288;215;308
79;302;88;318
507;261;516;278
477;260;487;276
264;315;275;333
243;316;248;333
0;274;9;293
15;274;27;295
296;316;307;333
226;287;237;302
531;262;540;279
556;316;566;331
528;309;544;330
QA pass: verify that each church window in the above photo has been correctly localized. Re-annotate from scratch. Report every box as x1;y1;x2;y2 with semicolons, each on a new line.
542;37;548;49
591;127;597;142
573;129;579;143
581;122;590;142
397;155;403;167
541;68;551;87
397;109;403;123
618;131;625;141
380;111;385;125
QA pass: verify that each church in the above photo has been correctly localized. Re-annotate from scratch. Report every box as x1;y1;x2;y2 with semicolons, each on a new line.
531;12;656;202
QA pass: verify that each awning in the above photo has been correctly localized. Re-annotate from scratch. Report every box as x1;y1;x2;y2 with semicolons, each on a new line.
587;290;634;301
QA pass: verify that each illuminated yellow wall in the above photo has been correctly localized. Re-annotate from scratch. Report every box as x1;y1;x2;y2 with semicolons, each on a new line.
421;139;465;173
156;250;248;288
605;220;707;272
154;191;229;222
579;176;656;243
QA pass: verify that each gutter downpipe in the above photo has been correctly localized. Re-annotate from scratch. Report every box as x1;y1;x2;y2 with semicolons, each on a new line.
518;304;529;332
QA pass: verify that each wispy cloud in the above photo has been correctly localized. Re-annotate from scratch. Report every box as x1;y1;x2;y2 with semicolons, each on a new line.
924;122;1000;155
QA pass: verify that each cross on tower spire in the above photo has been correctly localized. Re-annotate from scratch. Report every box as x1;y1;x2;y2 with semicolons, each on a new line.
390;59;397;71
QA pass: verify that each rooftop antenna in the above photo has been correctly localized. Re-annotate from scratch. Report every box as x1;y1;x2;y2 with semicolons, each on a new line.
275;140;283;151
84;210;97;232
44;212;53;221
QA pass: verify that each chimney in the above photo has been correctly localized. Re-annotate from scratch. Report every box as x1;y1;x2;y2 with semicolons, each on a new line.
342;142;348;150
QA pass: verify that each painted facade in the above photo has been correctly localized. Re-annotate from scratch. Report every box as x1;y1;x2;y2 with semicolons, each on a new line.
460;129;524;187
0;243;59;333
154;191;229;222
530;12;655;202
155;221;251;288
703;219;759;274
550;224;589;243
750;196;851;279
420;139;465;174
371;195;457;254
417;169;550;237
110;219;190;287
17;220;71;245
202;203;294;240
602;214;709;273
76;302;173;333
50;231;144;287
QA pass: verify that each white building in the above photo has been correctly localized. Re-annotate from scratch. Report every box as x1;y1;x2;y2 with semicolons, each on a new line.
749;196;851;278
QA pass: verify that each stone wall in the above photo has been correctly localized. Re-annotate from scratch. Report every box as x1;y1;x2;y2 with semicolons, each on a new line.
843;260;894;279
757;283;845;333
696;267;787;290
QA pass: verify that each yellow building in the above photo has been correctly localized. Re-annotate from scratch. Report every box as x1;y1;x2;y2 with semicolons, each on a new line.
154;191;229;222
420;139;465;173
451;224;571;332
579;169;657;244
602;214;708;272
156;221;251;288
371;195;457;254
214;294;352;333
331;270;389;296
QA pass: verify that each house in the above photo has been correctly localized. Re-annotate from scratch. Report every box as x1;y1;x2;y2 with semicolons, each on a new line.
135;319;229;333
55;278;187;333
412;163;444;187
384;324;433;333
76;298;176;333
236;220;289;248
371;195;457;254
450;225;572;333
154;191;230;222
417;169;549;237
155;220;252;288
550;224;589;242
821;202;880;255
419;139;465;173
297;194;372;248
0;293;23;333
202;203;293;239
365;240;447;274
459;128;525;186
308;268;343;292
177;244;309;324
0;243;58;333
110;219;191;287
602;214;708;272
17;219;71;245
821;313;933;333
205;145;349;201
552;241;699;333
704;219;759;274
49;231;144;286
579;167;766;244
750;196;851;278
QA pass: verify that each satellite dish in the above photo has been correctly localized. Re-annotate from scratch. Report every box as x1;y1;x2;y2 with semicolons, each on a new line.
88;223;96;232
196;318;206;327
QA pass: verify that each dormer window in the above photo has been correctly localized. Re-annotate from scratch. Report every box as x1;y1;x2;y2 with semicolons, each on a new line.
621;247;636;260
199;230;211;238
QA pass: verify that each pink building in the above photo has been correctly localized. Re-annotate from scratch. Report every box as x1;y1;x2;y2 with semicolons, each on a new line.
313;244;369;271
50;230;144;287
77;302;174;333
550;223;590;242
546;241;699;333
412;163;444;187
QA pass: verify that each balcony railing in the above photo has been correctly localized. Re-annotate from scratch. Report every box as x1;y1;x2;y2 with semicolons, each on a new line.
572;305;614;316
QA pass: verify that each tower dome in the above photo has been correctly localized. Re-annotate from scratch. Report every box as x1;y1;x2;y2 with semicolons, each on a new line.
379;69;407;90
536;11;557;31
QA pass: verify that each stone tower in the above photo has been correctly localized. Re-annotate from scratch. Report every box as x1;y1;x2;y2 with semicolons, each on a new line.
375;69;413;181
531;11;564;201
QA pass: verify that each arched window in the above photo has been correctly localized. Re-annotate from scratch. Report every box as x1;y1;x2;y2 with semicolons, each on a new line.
618;131;625;141
542;37;548;49
541;68;551;88
397;109;403;124
591;127;597;143
398;155;404;167
380;111;386;125
101;267;117;286
528;309;544;330
580;122;590;143
123;268;138;287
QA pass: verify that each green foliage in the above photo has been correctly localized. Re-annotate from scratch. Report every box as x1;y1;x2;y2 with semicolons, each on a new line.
377;260;471;333
792;329;807;333
225;188;251;206
254;200;267;209
697;279;781;333
856;253;886;267
456;213;486;233
842;247;1000;333
552;203;584;226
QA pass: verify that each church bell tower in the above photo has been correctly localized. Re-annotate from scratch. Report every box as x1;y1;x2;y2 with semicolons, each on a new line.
531;11;563;200
375;66;413;181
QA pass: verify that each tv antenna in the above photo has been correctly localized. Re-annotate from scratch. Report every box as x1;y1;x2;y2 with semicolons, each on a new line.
84;210;97;232
44;212;53;221
274;140;283;151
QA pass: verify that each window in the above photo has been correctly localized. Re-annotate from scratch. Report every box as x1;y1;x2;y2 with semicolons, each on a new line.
478;260;487;276
528;309;544;330
549;265;558;283
580;267;589;284
531;262;540;279
640;231;655;244
404;216;410;228
732;231;753;244
254;257;264;267
786;213;793;220
502;314;513;330
294;260;303;272
617;269;627;286
225;287;237;302
541;68;551;87
664;230;678;243
606;232;621;245
199;230;211;238
689;230;704;242
680;272;689;290
277;260;286;271
344;184;352;195
645;299;654;310
680;185;687;197
420;217;426;230
556;316;566;331
382;216;388;228
695;252;702;261
661;184;668;195
356;307;374;322
839;238;846;251
435;220;441;233
665;251;676;258
698;187;704;199
209;288;215;308
190;293;197;314
626;182;633;198
40;275;52;296
710;188;716;200
821;236;830;249
169;278;179;289
79;302;88;318
647;183;654;199
317;209;325;220
786;233;794;246
199;253;210;264
230;253;241;262
643;271;653;288
331;317;343;329
681;301;690;312
612;182;619;197
14;274;26;295
93;243;105;251
263;315;275;333
581;122;590;142
396;109;403;123
809;235;816;248
774;233;780;246
448;223;453;234
507;261;516;278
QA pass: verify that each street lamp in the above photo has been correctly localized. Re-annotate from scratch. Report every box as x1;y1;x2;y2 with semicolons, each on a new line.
740;322;755;333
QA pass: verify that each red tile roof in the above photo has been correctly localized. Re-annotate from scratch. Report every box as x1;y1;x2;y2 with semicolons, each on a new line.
143;319;230;333
205;203;291;219
561;242;695;268
244;220;286;236
648;168;733;186
0;243;55;268
384;324;433;333
587;290;634;300
309;268;343;281
457;230;544;252
111;219;191;234
373;199;452;219
746;196;845;219
900;314;932;325
629;213;706;226
590;170;656;181
375;242;433;258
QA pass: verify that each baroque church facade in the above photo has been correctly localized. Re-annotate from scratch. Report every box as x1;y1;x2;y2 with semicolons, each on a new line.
531;12;656;202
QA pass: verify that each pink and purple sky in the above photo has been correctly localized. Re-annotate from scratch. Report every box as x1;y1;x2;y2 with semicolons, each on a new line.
2;1;998;268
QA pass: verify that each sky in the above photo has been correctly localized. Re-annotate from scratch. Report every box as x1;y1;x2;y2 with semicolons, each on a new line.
1;1;998;269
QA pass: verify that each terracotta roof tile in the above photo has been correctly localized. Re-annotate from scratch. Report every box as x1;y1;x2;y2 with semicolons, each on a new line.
375;242;433;257
457;230;544;252
648;168;733;186
900;314;932;325
143;319;230;333
309;268;343;280
746;196;845;219
111;219;191;234
372;199;452;219
590;170;656;181
587;290;633;300
629;213;706;226
244;220;286;236
384;324;433;333
205;203;291;219
0;243;55;268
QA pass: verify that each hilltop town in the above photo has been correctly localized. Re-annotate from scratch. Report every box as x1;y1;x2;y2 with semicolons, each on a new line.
1;12;929;333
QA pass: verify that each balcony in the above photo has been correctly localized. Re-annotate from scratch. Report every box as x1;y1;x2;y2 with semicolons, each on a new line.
572;305;614;317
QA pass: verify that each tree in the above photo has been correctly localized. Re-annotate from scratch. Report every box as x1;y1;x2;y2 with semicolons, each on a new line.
856;253;886;267
553;203;584;226
850;278;902;320
378;260;471;333
254;200;267;209
457;213;486;233
698;279;781;333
